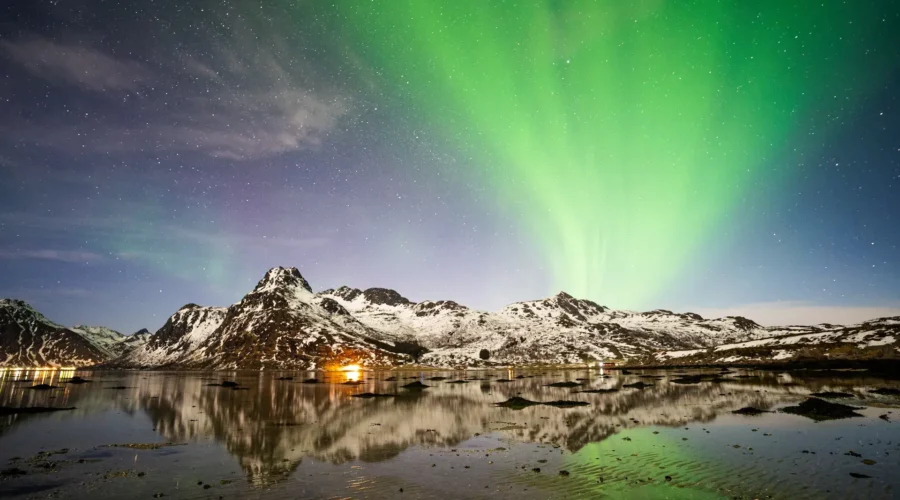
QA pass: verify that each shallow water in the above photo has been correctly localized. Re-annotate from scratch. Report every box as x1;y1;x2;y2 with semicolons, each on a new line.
0;367;898;499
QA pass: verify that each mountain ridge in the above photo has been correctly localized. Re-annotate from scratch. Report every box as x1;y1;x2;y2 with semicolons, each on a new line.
1;267;898;368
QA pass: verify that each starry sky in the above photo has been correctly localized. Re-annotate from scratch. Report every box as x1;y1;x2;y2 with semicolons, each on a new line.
1;0;899;334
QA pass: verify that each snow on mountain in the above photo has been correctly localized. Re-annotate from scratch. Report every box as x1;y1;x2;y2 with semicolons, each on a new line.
651;316;900;365
0;299;109;367
71;325;150;358
118;267;407;370
315;287;779;367
114;303;228;368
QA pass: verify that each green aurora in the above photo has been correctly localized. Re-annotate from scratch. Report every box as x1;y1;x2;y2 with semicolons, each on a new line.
341;1;892;308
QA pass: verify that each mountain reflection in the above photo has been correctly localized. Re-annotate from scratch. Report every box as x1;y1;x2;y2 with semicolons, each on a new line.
1;368;895;485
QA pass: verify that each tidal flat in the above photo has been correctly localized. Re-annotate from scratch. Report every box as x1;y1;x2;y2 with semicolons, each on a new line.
0;367;898;499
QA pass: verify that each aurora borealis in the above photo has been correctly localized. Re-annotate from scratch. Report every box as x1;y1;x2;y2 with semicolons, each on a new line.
1;0;899;333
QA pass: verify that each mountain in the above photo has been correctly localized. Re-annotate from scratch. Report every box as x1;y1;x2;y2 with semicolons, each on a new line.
117;267;407;369
0;299;110;367
316;287;778;366
70;325;150;359
650;316;900;365
4;266;898;369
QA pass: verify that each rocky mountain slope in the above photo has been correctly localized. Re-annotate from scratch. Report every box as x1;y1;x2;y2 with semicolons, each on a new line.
317;287;777;366
4;266;897;368
0;299;123;367
116;267;407;369
650;317;900;365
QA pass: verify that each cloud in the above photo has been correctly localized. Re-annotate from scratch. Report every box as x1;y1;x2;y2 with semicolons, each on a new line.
0;32;347;160
0;37;153;92
692;301;900;327
0;249;104;263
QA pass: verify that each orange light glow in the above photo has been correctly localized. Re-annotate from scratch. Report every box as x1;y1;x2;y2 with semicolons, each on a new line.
341;365;361;382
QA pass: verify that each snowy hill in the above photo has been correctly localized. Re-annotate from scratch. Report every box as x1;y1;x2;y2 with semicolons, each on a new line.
4;265;897;368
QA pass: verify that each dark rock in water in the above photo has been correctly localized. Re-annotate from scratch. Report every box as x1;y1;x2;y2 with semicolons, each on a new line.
578;388;619;394
351;393;395;399
781;398;863;421
623;382;653;389
639;375;665;379
665;475;673;482
558;470;570;476
302;378;320;384
871;388;900;396
515;375;525;379
0;406;76;415
849;473;872;479
495;397;541;409
107;386;130;390
384;376;397;381
276;376;294;381
66;376;91;384
845;450;862;457
495;379;513;383
427;376;448;381
621;370;633;375
0;467;28;477
208;381;240;388
809;391;855;398
862;459;877;465
342;380;364;385
732;407;770;415
494;397;588;409
532;468;541;473
879;414;891;422
544;400;589;408
401;381;430;390
545;381;581;388
27;384;58;390
446;380;469;384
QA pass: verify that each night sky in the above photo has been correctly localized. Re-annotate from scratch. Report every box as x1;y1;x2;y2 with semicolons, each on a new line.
1;0;899;334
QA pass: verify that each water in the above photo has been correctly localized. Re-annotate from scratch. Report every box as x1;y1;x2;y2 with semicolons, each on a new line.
0;367;898;499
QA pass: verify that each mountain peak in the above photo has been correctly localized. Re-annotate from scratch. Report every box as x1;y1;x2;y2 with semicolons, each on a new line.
253;266;313;294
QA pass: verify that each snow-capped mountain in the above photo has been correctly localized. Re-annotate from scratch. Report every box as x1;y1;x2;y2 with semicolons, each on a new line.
0;299;113;367
4;265;898;369
316;287;777;366
117;267;406;369
70;325;150;359
651;316;900;365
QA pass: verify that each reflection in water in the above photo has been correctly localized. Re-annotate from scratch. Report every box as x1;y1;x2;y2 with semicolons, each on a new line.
1;368;899;498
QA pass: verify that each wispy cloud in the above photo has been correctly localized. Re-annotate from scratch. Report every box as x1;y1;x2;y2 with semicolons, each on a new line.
0;248;104;263
693;301;900;327
0;37;153;92
0;31;347;160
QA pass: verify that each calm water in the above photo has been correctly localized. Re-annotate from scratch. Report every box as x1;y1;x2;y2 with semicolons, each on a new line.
0;368;898;499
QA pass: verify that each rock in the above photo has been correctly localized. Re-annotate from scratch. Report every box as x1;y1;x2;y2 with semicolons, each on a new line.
401;381;430;390
849;473;872;479
623;382;653;389
276;376;294;381
66;376;91;384
384;376;397;381
544;400;589;408
665;475;672;482
302;378;320;384
446;380;469;384
28;384;58;390
871;388;900;396
879;414;891;422
0;406;76;415
0;467;27;477
495;379;513;382
862;459;876;465
845;451;862;457
809;391;855;398
532;468;541;473
351;393;395;398
781;398;863;421
427;376;448;381
495;397;541;409
545;381;581;388
578;388;619;393
731;407;770;415
558;470;570;477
